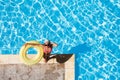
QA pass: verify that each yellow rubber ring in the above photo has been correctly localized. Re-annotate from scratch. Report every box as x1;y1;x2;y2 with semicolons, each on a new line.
20;41;43;65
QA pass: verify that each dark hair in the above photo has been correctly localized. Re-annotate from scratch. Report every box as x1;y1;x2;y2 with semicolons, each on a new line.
44;40;53;48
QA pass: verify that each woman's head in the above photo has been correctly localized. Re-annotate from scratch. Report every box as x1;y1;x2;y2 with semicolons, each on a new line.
43;40;53;54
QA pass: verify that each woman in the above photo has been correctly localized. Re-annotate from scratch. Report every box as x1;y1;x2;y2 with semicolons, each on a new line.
42;40;57;62
43;41;73;63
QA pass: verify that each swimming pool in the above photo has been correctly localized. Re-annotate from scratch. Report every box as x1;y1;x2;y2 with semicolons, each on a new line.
0;0;120;80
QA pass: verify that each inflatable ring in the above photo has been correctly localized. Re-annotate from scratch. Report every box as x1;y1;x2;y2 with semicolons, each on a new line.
20;41;43;65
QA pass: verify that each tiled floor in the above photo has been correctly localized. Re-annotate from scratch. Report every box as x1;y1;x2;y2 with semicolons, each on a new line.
0;55;74;80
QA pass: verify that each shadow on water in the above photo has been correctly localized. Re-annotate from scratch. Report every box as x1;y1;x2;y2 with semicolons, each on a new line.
68;43;91;54
51;43;91;63
68;43;91;80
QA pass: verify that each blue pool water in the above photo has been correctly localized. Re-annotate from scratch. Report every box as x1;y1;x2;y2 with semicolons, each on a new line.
0;0;120;80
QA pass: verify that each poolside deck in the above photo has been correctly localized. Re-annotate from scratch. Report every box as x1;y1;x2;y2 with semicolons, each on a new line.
0;54;74;80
